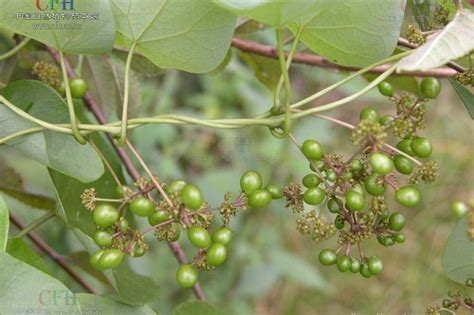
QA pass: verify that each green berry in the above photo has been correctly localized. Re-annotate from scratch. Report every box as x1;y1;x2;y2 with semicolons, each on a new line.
420;77;441;99
129;196;155;217
118;218;129;231
93;230;113;247
148;210;170;225
396;139;415;156
359;107;380;123
364;173;387;196
309;160;325;172
132;245;147;258
318;249;337;266
345;191;365;211
303;187;326;205
206;243;227;267
302;140;324;160
326;170;337;182
378;81;395;97
327;198;342;213
334;215;345;229
367;256;383;275
89;250;105;270
115;185;129;198
69;78;88;98
247;189;272;208
182;184;203;210
212;227;233;246
166;180;187;194
388;212;406;231
93;204;119;228
393;154;414;175
176;264;198;288
451;201;469;218
240;170;263;194
369;152;393;175
396;186;421;208
442;299;451;308
337;255;351;272
410;137;432;158
394;233;406;243
302;174;321;188
187;226;211;249
360;263;372;278
266;185;284;199
351;159;363;172
379;115;394;126
98;249;124;270
350;258;361;273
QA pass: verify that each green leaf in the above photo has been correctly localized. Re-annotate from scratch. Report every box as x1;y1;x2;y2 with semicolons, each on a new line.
239;52;281;91
111;0;236;73
0;0;115;54
407;0;434;31
173;301;224;315
213;0;319;27
449;78;474;119
0;80;104;183
77;293;157;314
0;252;80;314
6;237;50;274
398;10;474;71
0;195;8;251
113;50;165;77
363;73;421;95
441;218;474;284
289;0;405;67
0;187;56;211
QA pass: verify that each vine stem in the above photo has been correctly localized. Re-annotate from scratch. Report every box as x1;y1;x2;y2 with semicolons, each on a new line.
118;42;137;146
45;47;207;301
13;211;56;238
88;140;122;187
9;212;99;294
0;37;31;61
59;50;87;144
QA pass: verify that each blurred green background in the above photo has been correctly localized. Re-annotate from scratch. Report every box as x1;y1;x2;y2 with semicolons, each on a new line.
1;28;473;314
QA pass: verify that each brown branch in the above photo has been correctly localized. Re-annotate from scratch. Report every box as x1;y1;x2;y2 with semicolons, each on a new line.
231;37;461;77
47;47;206;301
9;213;99;294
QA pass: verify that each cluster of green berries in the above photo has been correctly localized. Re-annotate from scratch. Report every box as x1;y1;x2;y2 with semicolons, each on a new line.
318;249;384;278
82;178;246;289
426;289;473;314
240;170;284;208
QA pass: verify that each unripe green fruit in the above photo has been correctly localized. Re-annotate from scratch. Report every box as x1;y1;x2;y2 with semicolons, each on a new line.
166;180;187;194
369;152;393;175
302;140;324;160
326;170;337;182
396;139;415;156
182;184;203;210
360;263;372;278
93;204;119;228
410;137;432;158
334;215;345;229
368;256;383;275
176;264;198;288
302;174;321;188
396;186;421;208
129;196;155;217
345;191;365;211
336;255;351;272
420;77;441;99
187;226;211;249
206;243;227;267
451;201;469;218
115;185;129;198
380;115;394;126
98;249;124;270
148;210;170;225
378;81;395;97
240;170;263;194
359;107;380;123
393;154;414;175
303;187;326;205
266;185;284;199
69;78;88;98
394;233;406;243
364;173;387;196
351;159;363;172
90;250;105;270
350;258;361;273
388;212;406;231
93;230;113;247
327;198;342;214
247;189;272;208
212;227;233;246
318;249;337;266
